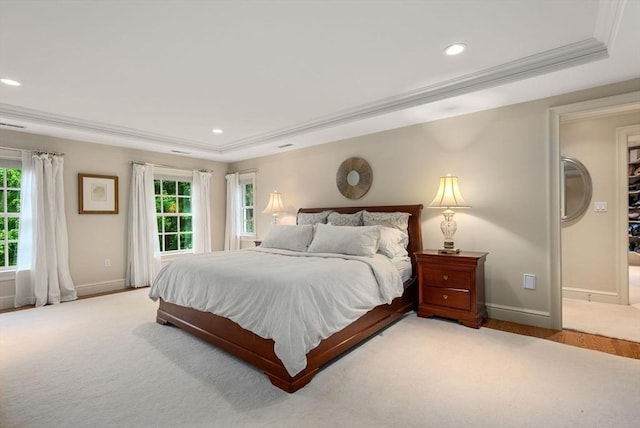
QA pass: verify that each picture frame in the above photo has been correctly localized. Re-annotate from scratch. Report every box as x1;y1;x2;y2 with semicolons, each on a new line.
78;173;119;214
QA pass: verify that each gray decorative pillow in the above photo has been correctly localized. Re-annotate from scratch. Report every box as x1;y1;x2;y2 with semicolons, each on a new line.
297;210;332;225
362;211;410;233
261;224;314;252
327;210;363;226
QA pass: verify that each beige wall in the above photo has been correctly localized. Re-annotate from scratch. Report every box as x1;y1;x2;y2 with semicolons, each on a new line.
560;111;640;302
1;79;638;325
232;79;640;327
0;131;227;308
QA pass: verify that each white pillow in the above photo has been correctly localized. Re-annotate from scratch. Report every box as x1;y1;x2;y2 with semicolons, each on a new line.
261;224;314;252
377;226;409;259
307;223;380;257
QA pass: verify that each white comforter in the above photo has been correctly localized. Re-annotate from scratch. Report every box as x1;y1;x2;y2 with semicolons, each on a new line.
149;247;404;376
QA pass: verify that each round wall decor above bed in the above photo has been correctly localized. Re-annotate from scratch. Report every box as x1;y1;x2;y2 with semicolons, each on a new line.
336;157;372;199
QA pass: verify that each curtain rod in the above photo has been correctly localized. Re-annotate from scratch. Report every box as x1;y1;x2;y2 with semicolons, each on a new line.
129;160;212;173
35;151;64;156
0;146;64;156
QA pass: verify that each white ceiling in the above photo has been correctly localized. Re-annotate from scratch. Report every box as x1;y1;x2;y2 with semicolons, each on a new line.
0;0;639;162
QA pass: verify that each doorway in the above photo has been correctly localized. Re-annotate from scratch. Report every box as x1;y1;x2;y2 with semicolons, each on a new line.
549;92;640;331
622;125;640;307
556;105;640;341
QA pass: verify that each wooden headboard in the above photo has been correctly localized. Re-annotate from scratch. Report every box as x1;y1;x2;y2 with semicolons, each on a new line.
297;204;424;273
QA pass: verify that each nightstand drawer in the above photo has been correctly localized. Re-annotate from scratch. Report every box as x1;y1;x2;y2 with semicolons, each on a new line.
423;287;470;311
423;268;472;289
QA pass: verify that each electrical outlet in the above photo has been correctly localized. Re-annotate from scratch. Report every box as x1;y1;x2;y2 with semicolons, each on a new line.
104;258;111;267
523;274;536;290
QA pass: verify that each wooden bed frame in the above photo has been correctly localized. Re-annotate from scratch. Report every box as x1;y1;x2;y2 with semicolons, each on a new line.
156;204;423;392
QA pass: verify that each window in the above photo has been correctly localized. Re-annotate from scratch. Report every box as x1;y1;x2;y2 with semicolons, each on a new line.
0;166;21;270
154;174;192;253
239;173;255;237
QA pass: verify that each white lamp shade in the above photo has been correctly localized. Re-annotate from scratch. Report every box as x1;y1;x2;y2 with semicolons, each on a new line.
429;175;470;208
262;191;286;214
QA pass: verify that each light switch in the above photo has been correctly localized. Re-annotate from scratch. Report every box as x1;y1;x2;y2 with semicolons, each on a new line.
594;202;608;212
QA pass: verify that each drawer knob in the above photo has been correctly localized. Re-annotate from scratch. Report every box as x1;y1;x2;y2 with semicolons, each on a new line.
443;294;448;300
443;275;448;281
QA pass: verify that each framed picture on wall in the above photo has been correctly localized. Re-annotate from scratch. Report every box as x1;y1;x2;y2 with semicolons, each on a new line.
78;173;119;214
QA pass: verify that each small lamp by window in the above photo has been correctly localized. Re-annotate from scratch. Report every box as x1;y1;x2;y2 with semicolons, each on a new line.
262;191;286;224
428;174;470;254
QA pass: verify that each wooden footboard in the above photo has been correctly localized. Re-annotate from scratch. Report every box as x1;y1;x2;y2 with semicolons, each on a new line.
157;279;417;392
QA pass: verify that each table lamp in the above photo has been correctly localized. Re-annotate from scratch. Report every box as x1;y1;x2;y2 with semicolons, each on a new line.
428;174;470;254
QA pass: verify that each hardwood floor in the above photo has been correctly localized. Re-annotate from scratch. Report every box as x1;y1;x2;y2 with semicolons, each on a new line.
484;318;640;360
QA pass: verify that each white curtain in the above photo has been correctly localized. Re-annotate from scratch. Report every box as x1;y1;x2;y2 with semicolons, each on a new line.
224;172;241;251
126;163;161;287
192;170;212;254
15;152;76;307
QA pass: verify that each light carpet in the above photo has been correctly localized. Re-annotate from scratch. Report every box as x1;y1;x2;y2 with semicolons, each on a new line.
1;289;639;428
563;298;640;343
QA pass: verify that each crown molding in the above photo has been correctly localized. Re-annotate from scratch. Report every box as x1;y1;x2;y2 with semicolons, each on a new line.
221;38;608;153
0;103;221;154
595;0;626;46
0;36;611;156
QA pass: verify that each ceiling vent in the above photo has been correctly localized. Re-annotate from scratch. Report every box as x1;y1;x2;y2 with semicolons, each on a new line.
0;122;26;129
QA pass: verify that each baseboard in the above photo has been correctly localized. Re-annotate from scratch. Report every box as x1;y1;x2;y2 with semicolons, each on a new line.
562;287;619;304
486;303;552;328
0;295;15;310
0;278;127;310
75;279;127;296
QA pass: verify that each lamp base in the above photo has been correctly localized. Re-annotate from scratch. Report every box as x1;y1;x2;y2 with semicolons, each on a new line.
438;210;460;255
438;248;461;255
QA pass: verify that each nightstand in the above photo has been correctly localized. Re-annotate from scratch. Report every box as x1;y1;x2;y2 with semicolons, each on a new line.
415;250;488;328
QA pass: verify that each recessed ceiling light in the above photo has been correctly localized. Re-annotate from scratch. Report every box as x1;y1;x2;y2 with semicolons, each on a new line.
444;43;466;56
1;78;21;86
212;128;223;134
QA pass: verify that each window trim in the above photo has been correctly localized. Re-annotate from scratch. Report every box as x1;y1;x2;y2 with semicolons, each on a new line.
153;168;194;255
238;172;256;238
0;155;21;272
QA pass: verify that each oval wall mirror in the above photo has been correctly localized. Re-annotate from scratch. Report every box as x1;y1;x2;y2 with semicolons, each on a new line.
561;157;592;223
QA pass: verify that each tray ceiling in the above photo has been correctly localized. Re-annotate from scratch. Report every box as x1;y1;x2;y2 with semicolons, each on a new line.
0;0;638;161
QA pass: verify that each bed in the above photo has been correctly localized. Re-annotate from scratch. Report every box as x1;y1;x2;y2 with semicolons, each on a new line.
152;204;423;392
